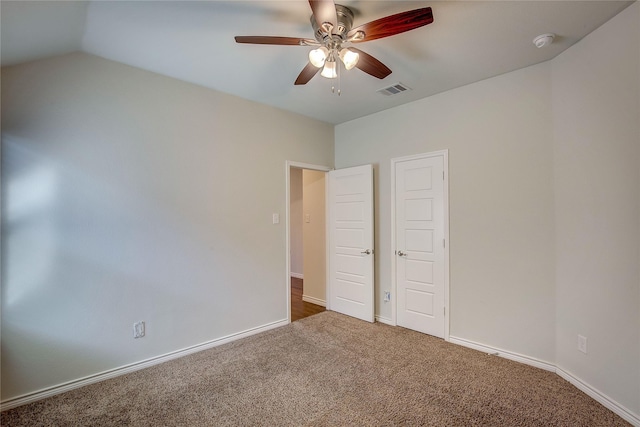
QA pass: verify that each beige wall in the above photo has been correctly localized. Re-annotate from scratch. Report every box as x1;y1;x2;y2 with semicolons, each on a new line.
336;62;556;363
302;169;326;305
552;2;639;414
1;52;334;401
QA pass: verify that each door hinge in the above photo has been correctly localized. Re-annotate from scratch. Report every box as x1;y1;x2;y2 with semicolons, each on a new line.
444;306;446;316
443;239;445;248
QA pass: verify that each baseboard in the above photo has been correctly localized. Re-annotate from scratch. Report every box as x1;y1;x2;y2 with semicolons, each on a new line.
449;336;555;372
556;367;640;426
375;316;395;326
291;272;304;279
0;318;289;411
4;325;637;426
302;295;326;307
450;336;640;426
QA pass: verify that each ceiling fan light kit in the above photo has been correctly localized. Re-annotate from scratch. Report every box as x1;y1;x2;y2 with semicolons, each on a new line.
320;58;338;78
309;46;329;67
339;48;359;70
235;1;434;89
309;45;358;74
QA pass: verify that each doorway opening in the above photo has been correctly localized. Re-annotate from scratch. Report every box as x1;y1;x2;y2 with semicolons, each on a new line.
286;162;331;322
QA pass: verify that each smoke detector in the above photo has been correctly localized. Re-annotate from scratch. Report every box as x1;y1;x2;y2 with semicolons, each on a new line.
533;33;555;48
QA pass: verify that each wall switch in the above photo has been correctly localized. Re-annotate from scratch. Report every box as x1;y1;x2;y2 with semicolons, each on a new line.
384;291;391;302
133;321;145;339
578;334;587;354
272;213;280;224
305;214;311;223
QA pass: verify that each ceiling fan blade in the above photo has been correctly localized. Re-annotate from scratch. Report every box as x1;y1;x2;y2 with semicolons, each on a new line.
235;36;316;46
309;0;337;35
350;48;392;79
347;7;433;43
295;62;321;85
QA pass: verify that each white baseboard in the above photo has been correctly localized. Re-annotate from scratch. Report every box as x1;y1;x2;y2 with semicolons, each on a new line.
450;336;640;426
0;319;289;411
375;316;395;326
302;295;326;307
449;336;555;372
291;272;304;279
556;367;640;426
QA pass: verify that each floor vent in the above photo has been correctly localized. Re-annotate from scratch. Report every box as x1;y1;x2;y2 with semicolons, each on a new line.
377;82;411;96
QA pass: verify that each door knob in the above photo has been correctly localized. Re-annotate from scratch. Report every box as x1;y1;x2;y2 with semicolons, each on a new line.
361;249;371;255
397;250;407;257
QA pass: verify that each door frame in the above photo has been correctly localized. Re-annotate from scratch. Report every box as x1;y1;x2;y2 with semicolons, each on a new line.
390;150;450;341
285;161;332;323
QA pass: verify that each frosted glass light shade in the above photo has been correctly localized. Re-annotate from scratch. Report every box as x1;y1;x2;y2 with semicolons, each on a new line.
321;60;337;78
309;47;329;68
339;48;359;70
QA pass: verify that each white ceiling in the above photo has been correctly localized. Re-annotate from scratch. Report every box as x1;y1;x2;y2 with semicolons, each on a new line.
1;0;634;124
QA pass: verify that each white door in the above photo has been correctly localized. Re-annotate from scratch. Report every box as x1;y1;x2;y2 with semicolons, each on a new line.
395;155;446;337
328;164;374;322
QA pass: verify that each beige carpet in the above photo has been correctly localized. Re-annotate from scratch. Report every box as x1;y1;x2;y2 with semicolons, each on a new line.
1;311;630;426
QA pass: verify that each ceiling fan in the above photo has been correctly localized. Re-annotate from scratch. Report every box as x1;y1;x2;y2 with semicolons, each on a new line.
235;1;433;86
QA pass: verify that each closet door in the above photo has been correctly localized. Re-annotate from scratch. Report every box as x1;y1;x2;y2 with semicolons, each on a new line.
395;155;445;337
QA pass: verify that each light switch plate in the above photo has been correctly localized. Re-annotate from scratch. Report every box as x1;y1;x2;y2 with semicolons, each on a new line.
272;213;280;224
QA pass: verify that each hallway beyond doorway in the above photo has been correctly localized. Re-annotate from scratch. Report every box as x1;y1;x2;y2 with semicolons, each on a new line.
291;277;325;321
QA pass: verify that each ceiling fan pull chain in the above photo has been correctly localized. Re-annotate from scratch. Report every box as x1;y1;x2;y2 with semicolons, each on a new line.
337;59;341;96
330;57;341;96
333;62;336;93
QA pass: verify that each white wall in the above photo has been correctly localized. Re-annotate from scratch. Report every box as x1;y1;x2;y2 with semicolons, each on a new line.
1;52;334;401
289;168;303;278
302;169;326;305
552;2;639;415
336;62;556;363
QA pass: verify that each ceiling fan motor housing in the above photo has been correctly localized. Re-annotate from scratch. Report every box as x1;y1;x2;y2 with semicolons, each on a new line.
311;4;355;42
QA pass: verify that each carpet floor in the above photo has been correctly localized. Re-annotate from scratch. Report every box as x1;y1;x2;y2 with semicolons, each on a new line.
1;311;630;426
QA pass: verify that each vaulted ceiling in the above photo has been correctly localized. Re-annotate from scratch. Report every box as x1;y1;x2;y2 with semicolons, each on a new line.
1;1;634;124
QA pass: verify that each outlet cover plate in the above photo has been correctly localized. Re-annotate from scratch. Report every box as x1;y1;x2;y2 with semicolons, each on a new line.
133;321;145;339
578;334;587;354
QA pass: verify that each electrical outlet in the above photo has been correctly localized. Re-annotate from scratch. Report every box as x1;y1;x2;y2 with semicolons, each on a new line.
133;321;145;339
578;334;587;354
384;291;391;302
